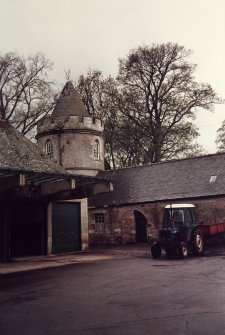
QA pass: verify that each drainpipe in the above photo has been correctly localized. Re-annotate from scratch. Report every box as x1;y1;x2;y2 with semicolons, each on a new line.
58;132;62;166
57;124;64;167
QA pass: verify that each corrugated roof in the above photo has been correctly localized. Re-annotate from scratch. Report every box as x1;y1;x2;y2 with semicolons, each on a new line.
89;153;225;207
52;81;89;118
0;120;65;173
0;166;109;187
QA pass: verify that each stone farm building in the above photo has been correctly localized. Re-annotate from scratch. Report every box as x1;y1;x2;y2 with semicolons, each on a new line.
41;85;225;247
0;82;111;261
1;80;225;261
88;154;225;245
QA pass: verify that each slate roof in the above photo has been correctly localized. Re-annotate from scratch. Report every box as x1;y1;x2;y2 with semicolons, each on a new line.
89;153;225;207
0;120;65;173
52;81;89;118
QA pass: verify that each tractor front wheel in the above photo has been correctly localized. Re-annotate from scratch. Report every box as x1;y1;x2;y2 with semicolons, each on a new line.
151;242;162;259
178;242;188;258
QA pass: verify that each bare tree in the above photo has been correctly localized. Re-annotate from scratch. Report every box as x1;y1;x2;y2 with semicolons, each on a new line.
77;69;111;119
76;70;121;169
0;51;56;137
76;44;221;168
216;121;225;152
115;43;221;163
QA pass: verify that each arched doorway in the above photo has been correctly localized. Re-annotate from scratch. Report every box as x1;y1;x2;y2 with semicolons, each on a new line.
134;211;147;243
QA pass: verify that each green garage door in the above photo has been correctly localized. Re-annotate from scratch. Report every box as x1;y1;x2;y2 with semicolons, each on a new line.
52;202;81;254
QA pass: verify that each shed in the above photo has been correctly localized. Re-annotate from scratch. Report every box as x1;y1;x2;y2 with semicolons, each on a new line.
0;120;111;261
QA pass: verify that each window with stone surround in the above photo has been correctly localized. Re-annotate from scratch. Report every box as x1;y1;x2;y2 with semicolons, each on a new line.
94;213;105;233
45;139;53;158
94;213;104;224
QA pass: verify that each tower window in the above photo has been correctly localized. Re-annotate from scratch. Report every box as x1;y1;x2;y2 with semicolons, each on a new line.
45;139;53;158
93;139;100;160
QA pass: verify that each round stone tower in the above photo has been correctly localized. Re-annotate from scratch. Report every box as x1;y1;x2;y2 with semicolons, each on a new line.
36;81;104;176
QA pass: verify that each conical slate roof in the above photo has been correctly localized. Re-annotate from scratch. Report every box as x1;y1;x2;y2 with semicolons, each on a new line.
0;120;64;173
52;81;89;117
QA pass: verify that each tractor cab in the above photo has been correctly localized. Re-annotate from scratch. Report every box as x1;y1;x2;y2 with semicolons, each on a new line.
163;204;197;228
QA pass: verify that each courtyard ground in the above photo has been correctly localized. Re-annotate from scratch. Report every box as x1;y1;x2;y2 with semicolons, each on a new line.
1;243;225;334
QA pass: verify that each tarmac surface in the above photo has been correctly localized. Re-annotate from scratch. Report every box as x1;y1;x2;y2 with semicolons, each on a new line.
1;243;225;335
0;245;150;275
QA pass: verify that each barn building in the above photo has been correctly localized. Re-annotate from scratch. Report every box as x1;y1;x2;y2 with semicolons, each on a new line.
0;82;111;262
2;79;225;260
88;154;225;245
36;82;225;246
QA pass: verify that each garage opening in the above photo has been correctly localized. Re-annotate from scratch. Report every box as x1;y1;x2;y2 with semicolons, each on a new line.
52;202;81;254
11;202;47;257
0;202;3;261
134;210;147;243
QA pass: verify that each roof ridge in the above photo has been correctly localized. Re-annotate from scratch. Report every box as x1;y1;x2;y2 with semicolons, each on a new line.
105;152;224;173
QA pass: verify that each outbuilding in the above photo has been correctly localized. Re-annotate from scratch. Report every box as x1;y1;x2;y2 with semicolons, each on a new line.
0;119;111;261
88;153;225;244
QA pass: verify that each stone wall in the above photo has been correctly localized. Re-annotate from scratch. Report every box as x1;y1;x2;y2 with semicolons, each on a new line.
88;197;225;245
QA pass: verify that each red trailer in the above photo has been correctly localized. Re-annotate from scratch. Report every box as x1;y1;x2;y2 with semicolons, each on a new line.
199;223;225;238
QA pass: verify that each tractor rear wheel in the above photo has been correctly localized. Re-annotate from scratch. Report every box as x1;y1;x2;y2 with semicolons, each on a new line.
192;229;204;255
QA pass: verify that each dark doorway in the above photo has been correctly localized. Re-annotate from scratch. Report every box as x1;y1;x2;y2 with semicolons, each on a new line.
52;202;81;254
11;202;46;257
0;202;4;260
134;211;147;243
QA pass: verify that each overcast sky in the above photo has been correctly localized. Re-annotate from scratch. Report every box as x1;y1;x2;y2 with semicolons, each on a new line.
1;0;225;153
